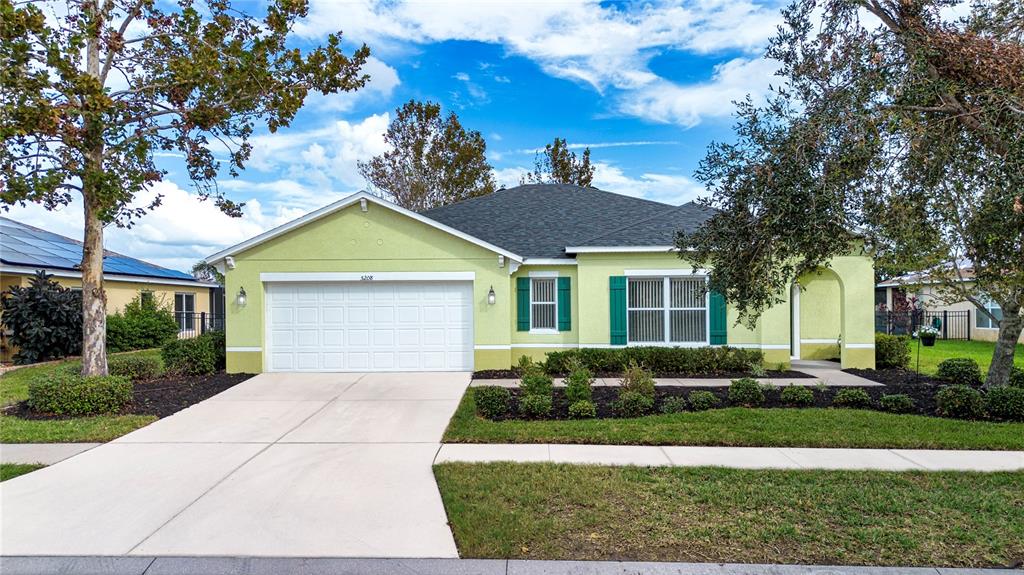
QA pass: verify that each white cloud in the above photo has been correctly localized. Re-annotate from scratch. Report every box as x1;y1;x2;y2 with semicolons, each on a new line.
453;72;470;82
304;56;401;113
515;140;680;154
591;162;707;205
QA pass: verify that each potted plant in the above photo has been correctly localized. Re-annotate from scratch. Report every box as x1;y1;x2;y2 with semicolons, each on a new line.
914;325;939;347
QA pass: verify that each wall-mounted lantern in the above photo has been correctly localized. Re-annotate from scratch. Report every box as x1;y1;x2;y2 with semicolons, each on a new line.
236;286;248;307
487;286;496;306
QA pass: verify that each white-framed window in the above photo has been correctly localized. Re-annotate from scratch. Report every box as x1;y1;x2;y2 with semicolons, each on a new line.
175;292;195;331
627;276;707;344
976;301;1002;329
530;277;557;332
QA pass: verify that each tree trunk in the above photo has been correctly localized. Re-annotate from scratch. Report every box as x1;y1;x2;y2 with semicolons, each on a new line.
985;308;1022;388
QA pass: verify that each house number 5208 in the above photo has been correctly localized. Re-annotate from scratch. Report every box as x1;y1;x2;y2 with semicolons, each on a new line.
360;275;374;281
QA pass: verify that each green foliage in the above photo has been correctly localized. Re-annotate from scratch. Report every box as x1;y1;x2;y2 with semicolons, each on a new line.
568;400;597;419
780;385;814;407
935;385;985;420
520;369;554;398
614;390;654;418
1011;367;1024;389
521;137;595;187
358;100;495;210
619;361;655;398
28;372;132;416
936;358;983;387
984;386;1024;422
659;396;689;414
0;271;82;364
161;332;222;376
564;363;594;404
879;394;916;414
875;334;911;369
728;378;764;407
107;354;164;382
832;388;872;409
687;391;721;411
515;355;535;374
105;295;180;353
473;386;511;420
518;394;553;419
545;346;762;375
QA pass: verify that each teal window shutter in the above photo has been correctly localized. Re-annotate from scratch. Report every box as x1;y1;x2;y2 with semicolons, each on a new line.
609;276;627;345
709;290;727;345
516;277;530;331
557;277;571;331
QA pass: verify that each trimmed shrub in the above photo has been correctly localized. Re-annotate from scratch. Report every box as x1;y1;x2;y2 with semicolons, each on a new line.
162;336;217;376
27;371;132;416
564;363;594;404
935;385;985;419
833;388;872;409
519;393;553;419
780;385;814;407
984;386;1024;422
108;353;164;381
688;390;721;411
474;386;511;420
204;330;226;370
879;393;915;414
874;333;910;369
659;396;689;414
544;346;763;375
106;295;179;353
614;390;654;418
0;270;82;364
936;358;983;387
568;399;597;419
520;369;554;397
1009;367;1024;389
620;361;655;398
728;377;764;407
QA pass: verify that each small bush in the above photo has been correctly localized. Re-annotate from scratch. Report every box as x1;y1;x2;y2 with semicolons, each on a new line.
1009;367;1024;389
832;388;872;409
620;361;655;398
688;390;721;411
564;363;594;404
106;295;180;353
984;386;1024;422
519;393;553;419
936;358;983;387
1;270;82;364
659;396;689;414
879;393;916;414
474;386;511;420
515;354;534;373
935;385;985;419
162;336;217;375
780;385;814;407
874;333;910;369
520;369;554;397
614;390;654;418
27;372;132;416
544;346;763;375
728;377;764;407
108;353;164;381
204;330;226;370
568;399;597;419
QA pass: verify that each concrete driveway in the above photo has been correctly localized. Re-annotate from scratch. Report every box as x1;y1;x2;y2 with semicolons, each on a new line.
0;372;469;558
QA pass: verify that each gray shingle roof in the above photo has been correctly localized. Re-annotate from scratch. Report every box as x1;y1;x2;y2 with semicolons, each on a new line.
420;184;714;259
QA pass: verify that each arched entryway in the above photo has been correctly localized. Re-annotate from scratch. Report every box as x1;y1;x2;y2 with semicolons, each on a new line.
792;268;845;363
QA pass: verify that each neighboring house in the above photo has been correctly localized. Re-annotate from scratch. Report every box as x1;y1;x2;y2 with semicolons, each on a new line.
206;184;875;373
1;217;220;362
877;268;1023;343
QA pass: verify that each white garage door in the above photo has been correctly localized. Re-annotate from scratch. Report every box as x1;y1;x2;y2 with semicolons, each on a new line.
265;282;474;372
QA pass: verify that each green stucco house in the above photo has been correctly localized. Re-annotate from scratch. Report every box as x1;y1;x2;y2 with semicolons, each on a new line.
206;184;875;373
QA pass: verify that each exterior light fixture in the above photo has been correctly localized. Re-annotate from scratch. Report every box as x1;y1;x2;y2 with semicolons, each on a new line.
237;286;247;307
487;286;496;305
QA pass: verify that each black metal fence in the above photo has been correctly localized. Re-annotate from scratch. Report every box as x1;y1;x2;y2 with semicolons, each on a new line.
174;312;225;339
875;310;971;340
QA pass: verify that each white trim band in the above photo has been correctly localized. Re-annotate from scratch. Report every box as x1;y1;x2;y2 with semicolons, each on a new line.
474;345;511;350
226;347;262;352
259;271;475;283
624;268;706;277
800;339;840;344
522;258;577;266
844;343;876;349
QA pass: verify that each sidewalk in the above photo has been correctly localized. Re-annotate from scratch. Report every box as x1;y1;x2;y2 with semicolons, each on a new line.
435;444;1024;471
0;443;100;465
0;556;1015;575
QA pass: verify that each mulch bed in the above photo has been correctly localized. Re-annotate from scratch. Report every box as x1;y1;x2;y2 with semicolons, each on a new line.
845;367;947;387
473;369;815;379
4;372;254;420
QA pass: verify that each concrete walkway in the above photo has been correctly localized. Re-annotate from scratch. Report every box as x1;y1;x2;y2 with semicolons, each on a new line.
0;443;100;465
436;444;1024;471
471;360;882;388
0;556;1015;575
0;372;470;558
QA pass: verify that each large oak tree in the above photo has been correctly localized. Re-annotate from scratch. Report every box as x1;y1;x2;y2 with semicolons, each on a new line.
1;0;368;375
681;0;1023;387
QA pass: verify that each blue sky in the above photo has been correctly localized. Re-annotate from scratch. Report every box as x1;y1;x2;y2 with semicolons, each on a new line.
9;0;787;271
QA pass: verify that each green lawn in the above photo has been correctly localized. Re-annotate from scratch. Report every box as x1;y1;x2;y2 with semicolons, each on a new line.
911;339;1023;375
1;349;161;443
0;463;44;481
443;391;1024;450
435;463;1024;568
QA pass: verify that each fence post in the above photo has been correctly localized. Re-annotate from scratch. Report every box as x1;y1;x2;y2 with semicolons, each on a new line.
942;310;948;340
200;312;207;335
967;310;971;341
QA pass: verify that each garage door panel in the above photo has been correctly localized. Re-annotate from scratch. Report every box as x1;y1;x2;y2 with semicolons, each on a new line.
266;281;473;372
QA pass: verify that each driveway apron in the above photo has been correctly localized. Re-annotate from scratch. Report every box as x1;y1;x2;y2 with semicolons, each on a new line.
0;372;468;558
